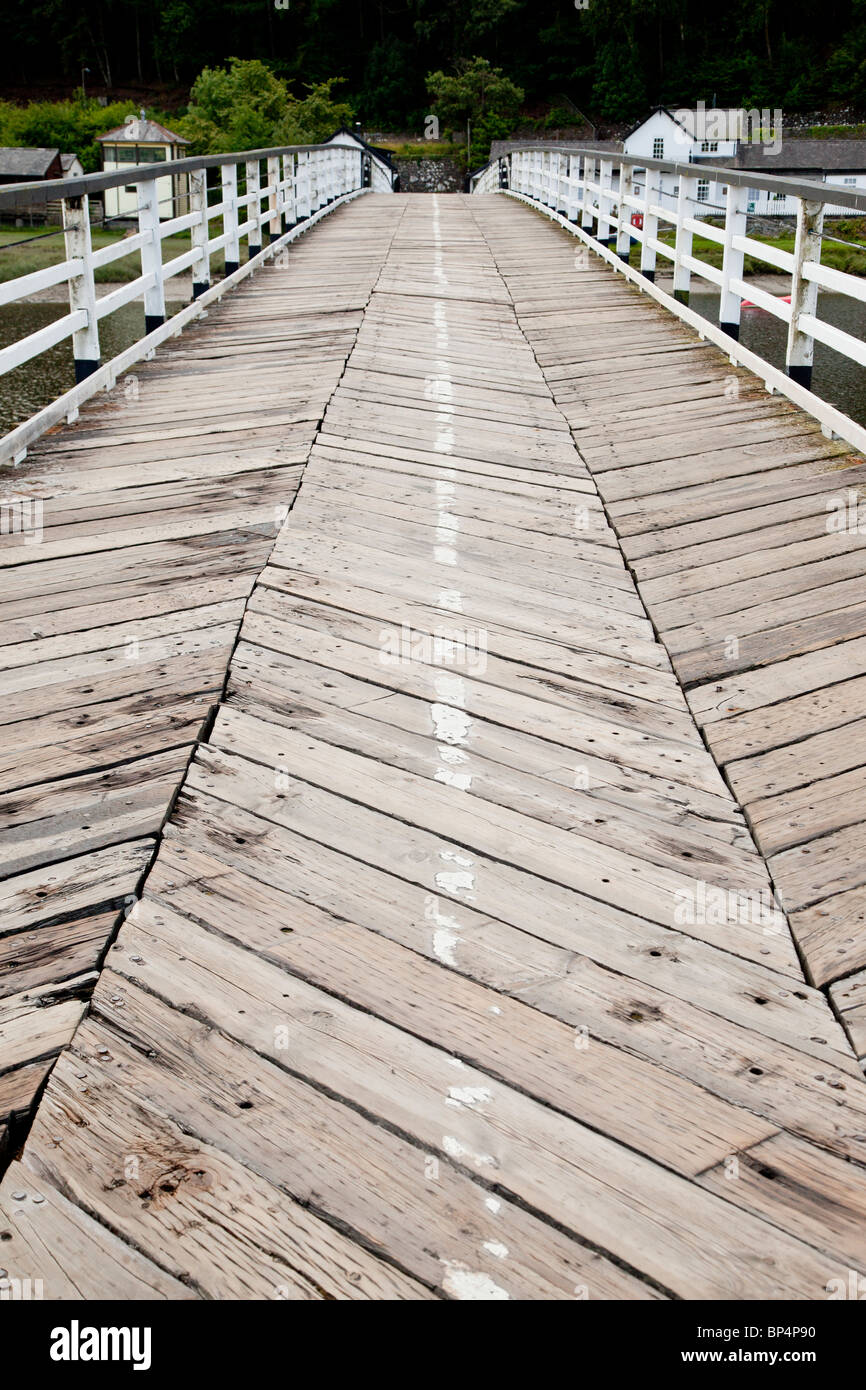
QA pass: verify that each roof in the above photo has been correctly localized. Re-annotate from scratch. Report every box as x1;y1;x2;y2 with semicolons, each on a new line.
622;107;696;141
97;117;189;145
725;138;866;172
59;153;82;172
0;147;60;177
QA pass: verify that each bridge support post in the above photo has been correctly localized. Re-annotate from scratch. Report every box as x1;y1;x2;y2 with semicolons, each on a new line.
672;175;697;304
719;183;749;339
136;178;166;334
62;194;100;382
639;168;659;282
615;164;634;262
246;159;262;258
221;163;241;276
189;168;210;300
786;197;824;391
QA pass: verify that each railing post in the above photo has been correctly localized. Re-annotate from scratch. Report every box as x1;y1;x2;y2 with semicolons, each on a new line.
640;167;659;282
786;197;824;390
136;177;166;334
221;162;240;275
297;152;311;218
615;163;634;263
719;182;749;339
672;174;697;304
598;159;614;245
189;167;210;300
564;154;578;222
246;159;262;257
282;154;295;229
267;155;281;243
580;156;595;236
62;193;100;381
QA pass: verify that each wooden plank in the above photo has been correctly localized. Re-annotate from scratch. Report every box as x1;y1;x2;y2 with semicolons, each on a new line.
4;192;864;1301
0;1161;194;1300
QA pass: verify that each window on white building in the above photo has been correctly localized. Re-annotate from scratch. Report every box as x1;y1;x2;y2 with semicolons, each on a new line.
844;176;857;186
700;140;719;153
696;179;710;201
653;138;664;159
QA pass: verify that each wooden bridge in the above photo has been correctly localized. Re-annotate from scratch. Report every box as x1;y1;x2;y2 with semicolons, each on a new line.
2;165;866;1298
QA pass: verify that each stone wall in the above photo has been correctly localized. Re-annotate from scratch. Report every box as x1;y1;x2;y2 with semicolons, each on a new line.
394;157;463;193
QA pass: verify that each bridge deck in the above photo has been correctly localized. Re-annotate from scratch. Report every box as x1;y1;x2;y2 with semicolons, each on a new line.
1;193;865;1299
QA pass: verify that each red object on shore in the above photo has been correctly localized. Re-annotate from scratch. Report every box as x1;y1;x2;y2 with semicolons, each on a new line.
630;213;643;229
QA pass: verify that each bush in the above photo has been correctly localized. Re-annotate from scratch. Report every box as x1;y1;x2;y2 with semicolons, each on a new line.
0;99;140;173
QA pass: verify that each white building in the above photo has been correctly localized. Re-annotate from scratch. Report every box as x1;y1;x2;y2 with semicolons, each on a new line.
97;114;189;221
622;107;745;219
621;107;866;218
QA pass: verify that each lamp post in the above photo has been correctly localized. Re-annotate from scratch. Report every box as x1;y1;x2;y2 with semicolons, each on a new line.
81;66;90;101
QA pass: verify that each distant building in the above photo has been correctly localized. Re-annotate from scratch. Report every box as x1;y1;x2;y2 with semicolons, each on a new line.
0;147;65;219
59;153;84;179
0;147;63;184
97;113;189;221
622;108;866;217
728;140;866;216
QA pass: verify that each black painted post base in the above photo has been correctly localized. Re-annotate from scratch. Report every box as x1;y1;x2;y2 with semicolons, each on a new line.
74;359;100;384
248;243;261;260
192;281;209;300
144;314;164;335
720;321;740;341
673;288;689;306
618;251;630;264
223;261;239;277
788;362;813;390
641;269;655;283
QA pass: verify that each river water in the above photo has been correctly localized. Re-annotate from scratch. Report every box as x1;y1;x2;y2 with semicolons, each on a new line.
0;300;186;436
688;289;866;427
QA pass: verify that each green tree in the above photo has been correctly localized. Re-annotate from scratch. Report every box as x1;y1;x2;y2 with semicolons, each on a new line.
179;57;288;152
427;56;523;164
272;80;354;145
178;59;353;153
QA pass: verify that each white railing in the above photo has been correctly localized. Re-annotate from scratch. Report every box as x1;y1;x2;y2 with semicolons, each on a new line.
0;138;396;465
471;144;866;455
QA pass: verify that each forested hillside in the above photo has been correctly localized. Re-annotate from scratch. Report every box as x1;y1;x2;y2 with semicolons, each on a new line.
5;0;866;125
